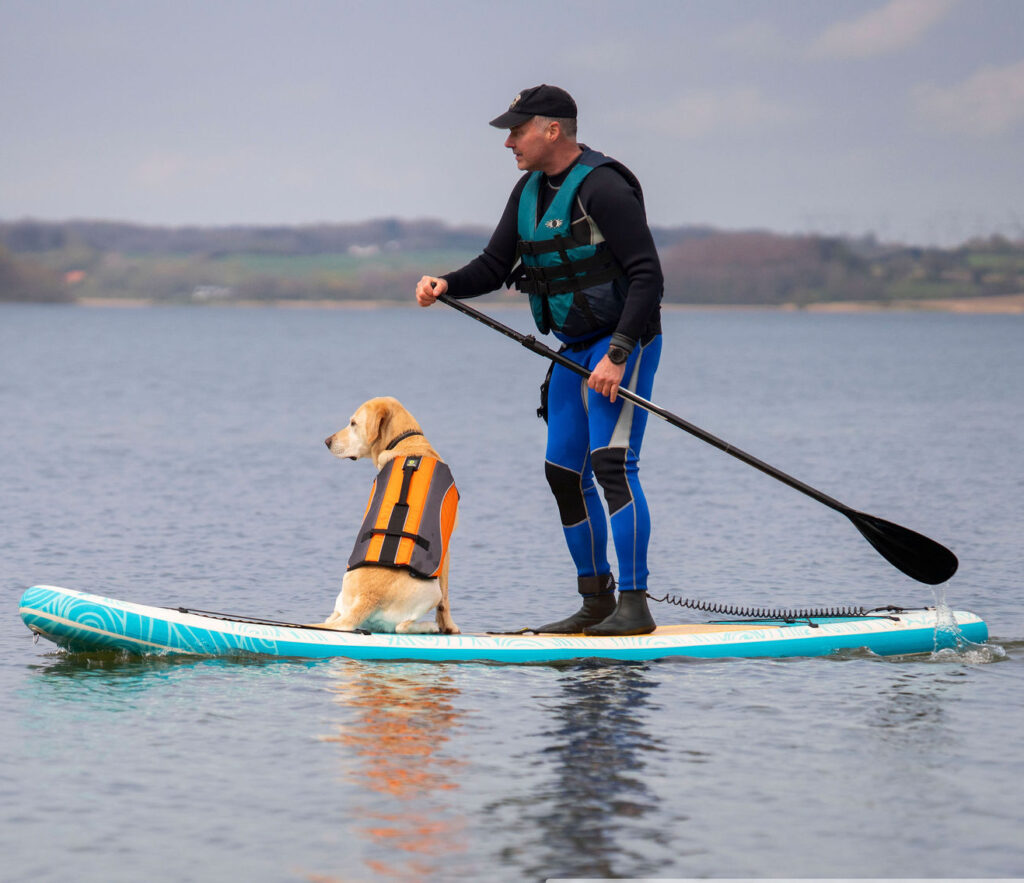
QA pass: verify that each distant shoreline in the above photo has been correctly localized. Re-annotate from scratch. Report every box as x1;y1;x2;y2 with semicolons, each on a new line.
788;292;1024;314
70;293;1024;314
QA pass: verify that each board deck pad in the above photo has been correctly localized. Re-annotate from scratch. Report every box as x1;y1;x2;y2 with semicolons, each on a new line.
503;623;779;636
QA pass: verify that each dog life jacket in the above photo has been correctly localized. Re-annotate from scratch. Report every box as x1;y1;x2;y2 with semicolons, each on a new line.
347;455;459;580
512;147;643;340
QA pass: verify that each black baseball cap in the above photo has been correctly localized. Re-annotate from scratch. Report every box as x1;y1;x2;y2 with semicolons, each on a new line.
489;84;577;128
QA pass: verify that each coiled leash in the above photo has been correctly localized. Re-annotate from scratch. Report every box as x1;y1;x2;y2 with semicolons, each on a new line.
492;595;908;634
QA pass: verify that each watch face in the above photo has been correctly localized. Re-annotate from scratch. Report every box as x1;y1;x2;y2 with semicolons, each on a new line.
608;346;628;365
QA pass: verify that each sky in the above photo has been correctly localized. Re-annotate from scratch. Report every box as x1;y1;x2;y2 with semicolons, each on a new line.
1;0;1022;245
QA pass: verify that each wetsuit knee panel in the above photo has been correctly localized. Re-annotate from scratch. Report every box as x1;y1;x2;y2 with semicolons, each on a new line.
591;447;632;515
544;461;588;527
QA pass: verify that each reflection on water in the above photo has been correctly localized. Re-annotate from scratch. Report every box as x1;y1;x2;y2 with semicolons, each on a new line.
24;649;309;704
867;670;954;752
4;307;1023;879
318;662;467;879
23;650;204;713
487;663;672;880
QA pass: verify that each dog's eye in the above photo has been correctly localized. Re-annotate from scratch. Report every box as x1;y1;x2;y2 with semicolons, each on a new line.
350;420;356;426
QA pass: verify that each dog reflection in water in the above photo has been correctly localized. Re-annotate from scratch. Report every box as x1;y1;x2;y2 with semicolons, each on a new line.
317;665;467;877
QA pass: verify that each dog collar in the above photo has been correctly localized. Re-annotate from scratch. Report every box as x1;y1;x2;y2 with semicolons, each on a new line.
384;430;423;451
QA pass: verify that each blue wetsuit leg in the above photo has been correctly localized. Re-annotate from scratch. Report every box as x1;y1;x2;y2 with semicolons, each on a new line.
544;346;610;581
544;334;662;591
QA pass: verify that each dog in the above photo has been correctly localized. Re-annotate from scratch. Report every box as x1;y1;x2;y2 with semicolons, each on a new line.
323;397;460;634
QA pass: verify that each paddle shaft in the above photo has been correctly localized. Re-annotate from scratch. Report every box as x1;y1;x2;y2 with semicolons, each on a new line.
439;293;848;514
436;291;958;584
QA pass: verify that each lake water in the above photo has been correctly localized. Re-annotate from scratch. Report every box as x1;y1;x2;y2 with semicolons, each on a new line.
2;302;1022;881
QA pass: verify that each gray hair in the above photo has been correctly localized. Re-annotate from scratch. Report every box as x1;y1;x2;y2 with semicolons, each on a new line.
534;115;578;139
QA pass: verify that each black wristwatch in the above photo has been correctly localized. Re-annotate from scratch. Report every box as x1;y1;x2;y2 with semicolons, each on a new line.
607;344;629;365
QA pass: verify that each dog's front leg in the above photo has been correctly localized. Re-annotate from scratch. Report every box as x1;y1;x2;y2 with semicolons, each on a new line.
435;556;460;634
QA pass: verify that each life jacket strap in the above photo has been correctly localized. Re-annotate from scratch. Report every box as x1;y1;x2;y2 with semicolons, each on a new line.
358;528;431;549
518;250;618;282
375;456;425;565
515;264;623;297
516;229;589;258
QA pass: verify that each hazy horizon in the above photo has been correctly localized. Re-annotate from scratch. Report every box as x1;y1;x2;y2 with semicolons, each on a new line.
3;0;1022;246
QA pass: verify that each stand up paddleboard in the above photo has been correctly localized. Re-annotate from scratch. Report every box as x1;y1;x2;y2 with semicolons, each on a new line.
20;585;987;663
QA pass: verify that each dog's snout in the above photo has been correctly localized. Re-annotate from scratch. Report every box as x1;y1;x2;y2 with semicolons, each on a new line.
324;435;333;449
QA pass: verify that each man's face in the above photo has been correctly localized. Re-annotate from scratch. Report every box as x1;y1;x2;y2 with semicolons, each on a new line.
504;118;552;171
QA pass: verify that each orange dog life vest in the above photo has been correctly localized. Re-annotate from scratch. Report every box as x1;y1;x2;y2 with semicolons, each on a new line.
347;455;459;579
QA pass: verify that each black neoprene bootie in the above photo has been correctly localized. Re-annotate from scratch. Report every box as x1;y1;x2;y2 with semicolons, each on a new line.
583;590;656;636
536;574;616;633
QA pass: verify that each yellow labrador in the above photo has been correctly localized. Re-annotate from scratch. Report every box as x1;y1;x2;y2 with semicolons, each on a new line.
323;397;460;634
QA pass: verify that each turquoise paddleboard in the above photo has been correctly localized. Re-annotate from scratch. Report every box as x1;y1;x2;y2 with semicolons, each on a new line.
19;585;988;663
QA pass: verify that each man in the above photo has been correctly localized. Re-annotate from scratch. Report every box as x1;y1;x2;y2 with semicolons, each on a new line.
415;84;664;636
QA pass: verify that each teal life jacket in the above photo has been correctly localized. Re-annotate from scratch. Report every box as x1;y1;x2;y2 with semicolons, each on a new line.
514;148;641;340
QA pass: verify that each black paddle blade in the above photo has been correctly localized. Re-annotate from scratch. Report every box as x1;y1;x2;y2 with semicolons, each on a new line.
846;510;958;585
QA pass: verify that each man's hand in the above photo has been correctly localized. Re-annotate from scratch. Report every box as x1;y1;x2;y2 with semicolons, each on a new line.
415;275;447;307
588;355;627;403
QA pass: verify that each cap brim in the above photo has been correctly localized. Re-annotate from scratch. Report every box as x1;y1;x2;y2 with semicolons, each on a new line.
489;110;535;128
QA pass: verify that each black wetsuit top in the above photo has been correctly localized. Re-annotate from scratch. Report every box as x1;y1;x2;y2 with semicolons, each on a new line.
443;150;663;348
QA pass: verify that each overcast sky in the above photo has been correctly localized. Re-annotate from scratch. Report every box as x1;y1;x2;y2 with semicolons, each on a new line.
2;0;1022;244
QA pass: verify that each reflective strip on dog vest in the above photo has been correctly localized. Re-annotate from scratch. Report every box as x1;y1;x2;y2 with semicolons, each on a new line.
347;455;459;579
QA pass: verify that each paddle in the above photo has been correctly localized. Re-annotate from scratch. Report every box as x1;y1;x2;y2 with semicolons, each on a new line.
436;292;959;585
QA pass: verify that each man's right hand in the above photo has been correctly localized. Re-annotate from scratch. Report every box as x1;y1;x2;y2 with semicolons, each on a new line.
415;276;447;307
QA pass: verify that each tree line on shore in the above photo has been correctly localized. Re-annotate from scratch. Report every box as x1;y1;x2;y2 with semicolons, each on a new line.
1;218;1022;305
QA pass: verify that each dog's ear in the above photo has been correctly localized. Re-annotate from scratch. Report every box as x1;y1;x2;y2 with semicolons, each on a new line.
365;399;392;446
